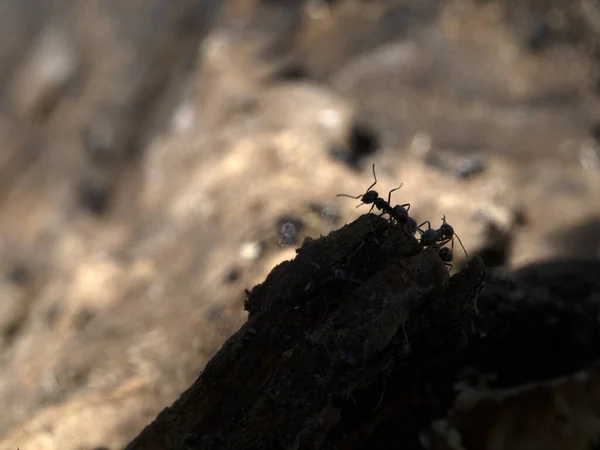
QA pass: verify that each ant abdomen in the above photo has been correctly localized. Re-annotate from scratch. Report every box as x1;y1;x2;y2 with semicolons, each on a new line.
439;246;453;263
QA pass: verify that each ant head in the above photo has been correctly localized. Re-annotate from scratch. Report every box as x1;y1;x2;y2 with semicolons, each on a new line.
440;216;454;238
439;247;453;262
363;190;379;204
421;229;439;246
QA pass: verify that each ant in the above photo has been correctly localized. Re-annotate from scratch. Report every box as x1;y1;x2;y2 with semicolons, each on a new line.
336;163;381;217
375;182;412;225
389;202;412;225
337;164;411;225
416;216;468;260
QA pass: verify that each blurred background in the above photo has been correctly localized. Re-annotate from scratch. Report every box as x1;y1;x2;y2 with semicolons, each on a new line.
1;0;600;448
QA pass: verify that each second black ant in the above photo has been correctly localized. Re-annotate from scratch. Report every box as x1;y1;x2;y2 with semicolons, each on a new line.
416;216;468;269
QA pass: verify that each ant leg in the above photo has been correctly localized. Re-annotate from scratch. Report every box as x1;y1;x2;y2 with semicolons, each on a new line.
437;238;452;248
387;183;403;204
415;220;431;236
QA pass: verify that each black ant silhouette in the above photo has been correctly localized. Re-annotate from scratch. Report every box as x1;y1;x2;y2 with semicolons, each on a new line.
375;183;412;225
336;164;381;218
438;215;468;258
337;164;412;225
389;202;412;225
416;216;468;260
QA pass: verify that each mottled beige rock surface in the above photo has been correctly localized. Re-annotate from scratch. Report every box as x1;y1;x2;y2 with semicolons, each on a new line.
1;1;600;449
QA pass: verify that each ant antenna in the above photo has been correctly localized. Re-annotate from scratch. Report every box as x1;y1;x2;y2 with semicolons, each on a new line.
454;232;468;259
386;182;403;204
337;163;380;223
336;163;378;200
343;202;366;225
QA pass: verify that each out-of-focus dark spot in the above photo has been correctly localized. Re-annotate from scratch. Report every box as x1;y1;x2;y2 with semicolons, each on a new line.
349;122;379;158
3;319;23;344
224;267;242;284
513;207;528;227
591;123;600;144
45;302;62;327
470;223;512;268
272;63;308;81
73;307;96;331
550;217;600;259
78;175;110;216
457;155;486;181
330;122;380;170
527;19;554;52
328;145;352;164
424;152;450;173
513;259;600;303
593;67;600;96
276;215;305;242
7;264;32;285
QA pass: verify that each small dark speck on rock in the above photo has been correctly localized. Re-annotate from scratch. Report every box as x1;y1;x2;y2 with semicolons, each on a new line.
78;176;110;215
593;67;600;96
527;19;554;52
591;123;600;144
273;63;308;81
224;267;242;284
457;155;486;180
7;264;32;285
73;308;96;331
45;302;62;327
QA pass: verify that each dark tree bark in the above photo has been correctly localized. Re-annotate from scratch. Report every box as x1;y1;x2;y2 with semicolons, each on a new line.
125;215;600;450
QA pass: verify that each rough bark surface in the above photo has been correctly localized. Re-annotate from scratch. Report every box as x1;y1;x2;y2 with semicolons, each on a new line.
125;214;600;450
126;214;486;450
